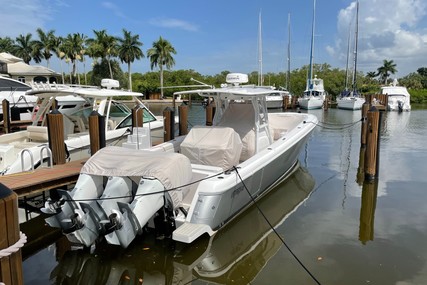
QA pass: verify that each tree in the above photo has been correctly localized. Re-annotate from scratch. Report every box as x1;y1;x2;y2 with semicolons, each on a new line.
377;59;397;85
117;29;144;91
0;37;15;53
33;28;56;68
147;36;177;98
12;33;35;64
87;30;117;79
61;33;86;84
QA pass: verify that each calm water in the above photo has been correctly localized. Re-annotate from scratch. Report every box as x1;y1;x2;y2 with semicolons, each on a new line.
21;106;427;284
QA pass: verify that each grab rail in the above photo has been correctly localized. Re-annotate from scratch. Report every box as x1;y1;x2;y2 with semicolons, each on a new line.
20;149;34;172
40;146;53;168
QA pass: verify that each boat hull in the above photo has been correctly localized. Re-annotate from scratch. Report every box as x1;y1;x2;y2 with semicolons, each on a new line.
337;97;365;110
298;97;324;109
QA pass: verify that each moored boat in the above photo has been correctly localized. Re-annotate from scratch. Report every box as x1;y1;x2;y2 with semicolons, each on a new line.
298;0;326;110
0;79;170;175
42;73;317;248
380;80;411;112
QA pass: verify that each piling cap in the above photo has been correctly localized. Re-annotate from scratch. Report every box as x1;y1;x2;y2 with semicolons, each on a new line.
0;183;12;199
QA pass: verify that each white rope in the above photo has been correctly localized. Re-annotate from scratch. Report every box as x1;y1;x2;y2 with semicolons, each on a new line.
0;231;27;258
0;232;27;285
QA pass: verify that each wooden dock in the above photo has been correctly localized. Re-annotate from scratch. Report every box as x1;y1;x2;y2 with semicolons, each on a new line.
0;159;85;198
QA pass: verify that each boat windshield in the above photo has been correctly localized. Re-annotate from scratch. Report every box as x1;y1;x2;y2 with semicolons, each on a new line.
116;106;157;129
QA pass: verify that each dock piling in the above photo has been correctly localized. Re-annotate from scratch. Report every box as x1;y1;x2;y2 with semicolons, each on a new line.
47;110;66;165
178;104;188;136
0;184;24;285
364;107;381;180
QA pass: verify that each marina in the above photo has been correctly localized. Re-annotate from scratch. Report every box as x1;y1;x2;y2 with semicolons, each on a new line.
6;103;425;284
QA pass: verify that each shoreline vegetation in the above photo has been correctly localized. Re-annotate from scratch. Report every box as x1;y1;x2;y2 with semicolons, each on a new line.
1;30;427;103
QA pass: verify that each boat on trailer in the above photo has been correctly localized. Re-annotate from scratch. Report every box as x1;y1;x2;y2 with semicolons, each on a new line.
0;79;169;175
42;73;318;248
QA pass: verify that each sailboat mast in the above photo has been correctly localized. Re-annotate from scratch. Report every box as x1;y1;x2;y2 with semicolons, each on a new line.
352;0;359;93
287;13;291;92
258;10;263;86
344;23;352;91
308;0;316;91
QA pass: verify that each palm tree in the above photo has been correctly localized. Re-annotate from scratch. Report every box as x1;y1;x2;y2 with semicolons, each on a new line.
52;36;65;83
147;36;177;98
0;37;15;53
117;29;144;91
12;33;35;64
377;59;397;85
33;28;56;68
61;33;86;84
87;30;117;79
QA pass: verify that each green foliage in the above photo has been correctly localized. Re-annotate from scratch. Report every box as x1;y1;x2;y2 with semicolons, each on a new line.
91;58;127;88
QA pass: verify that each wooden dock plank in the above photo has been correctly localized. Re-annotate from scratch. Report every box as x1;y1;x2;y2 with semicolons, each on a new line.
0;159;86;197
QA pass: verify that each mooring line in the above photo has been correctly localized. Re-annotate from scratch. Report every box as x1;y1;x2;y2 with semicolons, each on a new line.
232;166;322;285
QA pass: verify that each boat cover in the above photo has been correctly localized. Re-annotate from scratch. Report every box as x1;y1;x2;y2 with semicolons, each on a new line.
81;146;192;191
180;126;242;170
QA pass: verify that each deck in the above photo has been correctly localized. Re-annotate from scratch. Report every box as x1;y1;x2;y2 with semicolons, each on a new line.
0;159;85;197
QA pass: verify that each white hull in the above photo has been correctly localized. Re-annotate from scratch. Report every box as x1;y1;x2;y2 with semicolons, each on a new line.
41;73;318;248
381;84;411;112
337;97;365;110
298;96;324;110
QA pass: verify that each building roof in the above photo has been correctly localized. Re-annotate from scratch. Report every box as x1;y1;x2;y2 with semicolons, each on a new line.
0;52;60;77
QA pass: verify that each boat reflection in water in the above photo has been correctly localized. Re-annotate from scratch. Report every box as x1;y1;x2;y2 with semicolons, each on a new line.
51;164;315;284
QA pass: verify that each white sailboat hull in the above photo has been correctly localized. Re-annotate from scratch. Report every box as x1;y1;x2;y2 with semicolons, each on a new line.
337;97;365;110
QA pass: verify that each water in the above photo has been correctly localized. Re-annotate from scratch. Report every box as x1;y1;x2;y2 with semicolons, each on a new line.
21;106;427;284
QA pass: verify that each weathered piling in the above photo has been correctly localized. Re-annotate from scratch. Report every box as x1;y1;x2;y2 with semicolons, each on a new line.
0;183;24;285
163;107;175;142
205;101;215;126
132;106;143;128
291;95;298;109
47;110;66;165
178;104;188;136
364;107;381;180
358;180;378;244
2;99;10;134
360;102;370;146
283;95;289;110
88;111;106;155
323;96;329;111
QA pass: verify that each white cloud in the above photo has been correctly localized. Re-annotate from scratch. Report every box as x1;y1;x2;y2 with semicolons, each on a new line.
0;0;54;37
148;17;199;32
329;0;427;76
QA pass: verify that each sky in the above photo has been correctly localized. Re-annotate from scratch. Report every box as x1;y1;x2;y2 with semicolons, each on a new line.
1;0;427;78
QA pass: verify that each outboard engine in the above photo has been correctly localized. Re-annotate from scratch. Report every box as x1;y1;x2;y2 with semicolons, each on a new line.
106;177;168;248
398;100;403;112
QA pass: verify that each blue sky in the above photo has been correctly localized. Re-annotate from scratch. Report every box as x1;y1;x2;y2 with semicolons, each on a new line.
1;0;427;78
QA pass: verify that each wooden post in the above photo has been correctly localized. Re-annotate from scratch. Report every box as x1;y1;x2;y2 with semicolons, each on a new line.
89;111;106;155
163;107;175;142
323;96;329;111
283;95;289;110
178;104;188;136
364;107;380;180
47;110;66;165
132;106;143;129
2;99;10;134
205;101;214;126
291;95;297;109
0;183;24;285
360;102;369;146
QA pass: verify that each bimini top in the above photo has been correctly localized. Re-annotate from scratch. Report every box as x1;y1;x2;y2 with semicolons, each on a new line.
26;80;143;99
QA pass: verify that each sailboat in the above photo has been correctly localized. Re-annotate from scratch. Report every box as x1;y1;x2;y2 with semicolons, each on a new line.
298;0;326;110
337;0;365;110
